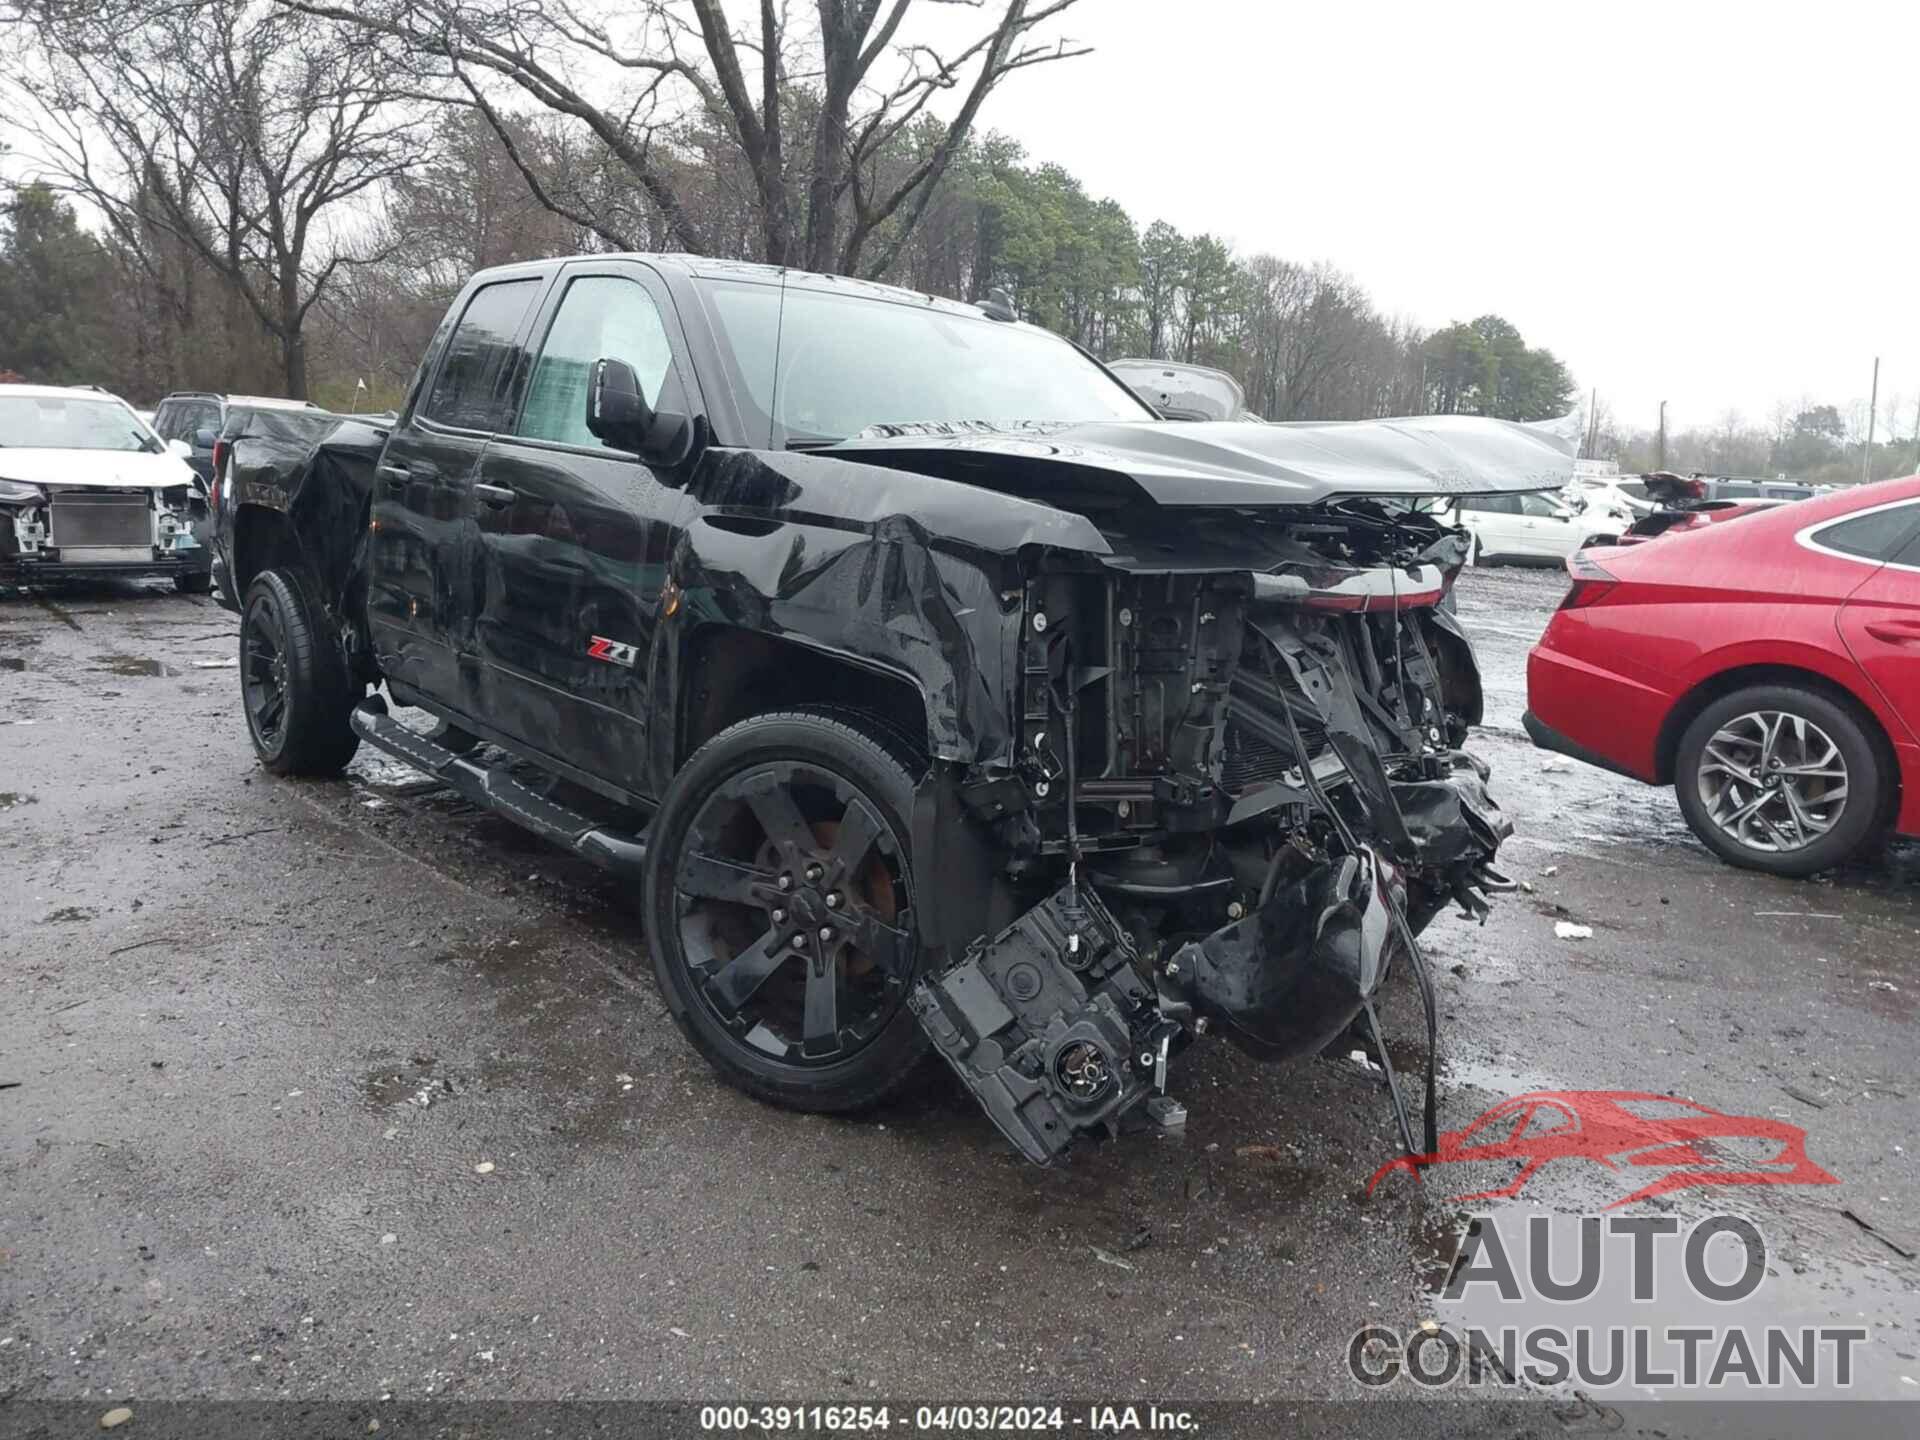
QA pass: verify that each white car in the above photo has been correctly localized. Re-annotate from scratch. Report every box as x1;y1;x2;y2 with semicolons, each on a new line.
0;385;214;592
1442;489;1624;565
1566;475;1655;529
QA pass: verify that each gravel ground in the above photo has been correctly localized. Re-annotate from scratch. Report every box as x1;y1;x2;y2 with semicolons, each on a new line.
1;567;1914;1436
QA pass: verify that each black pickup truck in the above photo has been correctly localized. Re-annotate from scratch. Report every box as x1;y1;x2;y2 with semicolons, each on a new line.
210;253;1573;1164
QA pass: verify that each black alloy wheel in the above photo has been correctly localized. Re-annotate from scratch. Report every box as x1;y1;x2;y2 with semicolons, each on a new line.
645;710;930;1111
239;568;360;776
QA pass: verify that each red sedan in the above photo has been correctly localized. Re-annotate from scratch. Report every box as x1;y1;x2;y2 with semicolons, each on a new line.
1526;475;1920;875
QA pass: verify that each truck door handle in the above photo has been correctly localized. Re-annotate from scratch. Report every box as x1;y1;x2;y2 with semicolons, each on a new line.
474;482;516;508
1864;619;1920;644
377;464;410;493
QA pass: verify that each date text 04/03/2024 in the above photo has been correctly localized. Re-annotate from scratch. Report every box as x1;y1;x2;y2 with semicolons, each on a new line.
697;1405;1200;1432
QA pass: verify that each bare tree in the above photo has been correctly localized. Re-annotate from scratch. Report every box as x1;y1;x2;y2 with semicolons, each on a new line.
274;0;1088;276
9;0;423;397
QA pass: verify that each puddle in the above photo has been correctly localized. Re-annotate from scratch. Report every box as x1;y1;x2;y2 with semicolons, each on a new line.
92;654;178;678
0;656;24;672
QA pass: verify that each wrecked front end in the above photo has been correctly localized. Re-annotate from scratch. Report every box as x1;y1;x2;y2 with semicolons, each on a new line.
909;501;1513;1165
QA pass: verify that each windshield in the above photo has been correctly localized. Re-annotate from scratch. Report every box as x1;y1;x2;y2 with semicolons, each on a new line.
0;394;159;453
697;279;1154;446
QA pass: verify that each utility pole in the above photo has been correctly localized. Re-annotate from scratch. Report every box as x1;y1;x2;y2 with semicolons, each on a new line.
1911;390;1920;476
1586;387;1598;457
1657;400;1667;470
1861;357;1880;485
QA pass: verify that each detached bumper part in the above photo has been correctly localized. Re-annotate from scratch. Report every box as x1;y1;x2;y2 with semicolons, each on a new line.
1169;845;1404;1061
909;884;1174;1165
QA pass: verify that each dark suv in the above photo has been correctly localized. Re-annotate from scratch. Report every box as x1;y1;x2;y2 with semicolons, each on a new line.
152;391;320;485
209;253;1569;1165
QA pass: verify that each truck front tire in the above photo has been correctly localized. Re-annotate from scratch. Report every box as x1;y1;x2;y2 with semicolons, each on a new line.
240;568;361;777
644;709;931;1113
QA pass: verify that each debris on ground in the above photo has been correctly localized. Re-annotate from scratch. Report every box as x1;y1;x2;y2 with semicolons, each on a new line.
1840;1208;1917;1260
1120;1225;1153;1253
1541;865;1560;877
474;1161;495;1174
99;1408;133;1430
1779;1085;1829;1110
1346;1049;1383;1073
1090;1246;1136;1271
1868;981;1898;993
1236;1143;1287;1163
1553;921;1593;940
191;657;239;669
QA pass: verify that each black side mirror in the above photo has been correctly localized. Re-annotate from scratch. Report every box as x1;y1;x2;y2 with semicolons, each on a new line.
586;357;695;467
192;427;218;450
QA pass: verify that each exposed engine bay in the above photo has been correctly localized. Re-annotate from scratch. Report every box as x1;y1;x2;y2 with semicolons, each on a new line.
910;499;1512;1164
2;483;205;580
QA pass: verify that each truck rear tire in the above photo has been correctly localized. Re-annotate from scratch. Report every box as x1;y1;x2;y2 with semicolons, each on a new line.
240;568;361;777
644;709;931;1113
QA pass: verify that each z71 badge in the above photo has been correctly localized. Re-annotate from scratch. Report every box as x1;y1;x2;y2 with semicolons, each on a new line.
587;636;638;668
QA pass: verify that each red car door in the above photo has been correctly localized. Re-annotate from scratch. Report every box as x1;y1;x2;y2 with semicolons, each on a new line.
1830;500;1920;744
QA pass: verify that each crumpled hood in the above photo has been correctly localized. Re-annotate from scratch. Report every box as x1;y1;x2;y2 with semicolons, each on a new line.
0;448;198;493
831;412;1580;508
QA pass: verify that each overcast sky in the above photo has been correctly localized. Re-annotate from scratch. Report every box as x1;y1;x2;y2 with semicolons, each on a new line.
967;0;1920;436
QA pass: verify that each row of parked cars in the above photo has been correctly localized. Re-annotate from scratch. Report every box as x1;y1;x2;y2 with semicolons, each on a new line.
0;384;327;592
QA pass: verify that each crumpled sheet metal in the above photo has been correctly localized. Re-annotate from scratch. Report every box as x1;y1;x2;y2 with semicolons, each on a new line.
673;489;1026;767
829;411;1581;509
228;416;384;601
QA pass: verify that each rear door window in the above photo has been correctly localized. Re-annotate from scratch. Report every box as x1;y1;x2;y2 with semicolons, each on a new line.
421;278;543;433
1813;503;1920;563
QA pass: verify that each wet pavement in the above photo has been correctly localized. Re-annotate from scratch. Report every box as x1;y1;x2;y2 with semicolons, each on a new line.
2;570;1916;1433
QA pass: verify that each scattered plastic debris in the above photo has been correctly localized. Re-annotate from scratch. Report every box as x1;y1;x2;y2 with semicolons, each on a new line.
1539;759;1571;773
1840;1208;1917;1260
191;657;239;669
380;1233;397;1245
1089;1246;1136;1271
1554;921;1593;940
1869;981;1898;993
1541;865;1560;877
668;1326;691;1339
100;1408;133;1430
474;1161;495;1174
1346;1048;1383;1073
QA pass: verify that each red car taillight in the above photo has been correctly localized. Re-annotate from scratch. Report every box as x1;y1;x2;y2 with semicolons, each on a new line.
1558;550;1620;610
210;439;227;506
